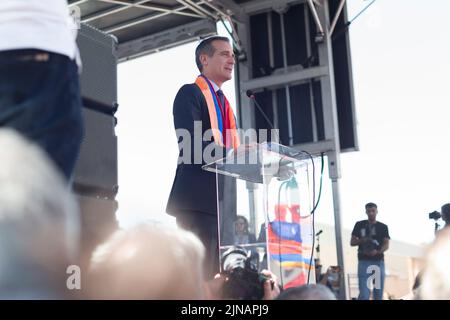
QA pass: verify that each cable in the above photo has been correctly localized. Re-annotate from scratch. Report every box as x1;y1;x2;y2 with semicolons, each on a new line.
303;151;316;284
308;197;315;284
300;0;378;68
349;0;377;24
305;152;325;284
312;153;325;213
220;18;244;57
276;178;289;288
220;19;234;40
294;150;316;216
274;156;290;288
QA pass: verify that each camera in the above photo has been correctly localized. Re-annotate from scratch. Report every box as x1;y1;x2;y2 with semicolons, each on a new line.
429;211;441;221
220;246;271;300
359;238;379;255
327;266;341;284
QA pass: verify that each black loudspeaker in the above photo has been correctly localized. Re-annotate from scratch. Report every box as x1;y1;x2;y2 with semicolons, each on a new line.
77;23;117;108
249;2;357;151
74;23;119;264
73;107;118;196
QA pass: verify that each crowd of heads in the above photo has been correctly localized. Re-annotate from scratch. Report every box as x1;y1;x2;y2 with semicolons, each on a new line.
0;128;337;300
1;127;450;300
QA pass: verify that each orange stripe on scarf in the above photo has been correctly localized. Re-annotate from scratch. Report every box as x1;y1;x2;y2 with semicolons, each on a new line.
195;76;240;149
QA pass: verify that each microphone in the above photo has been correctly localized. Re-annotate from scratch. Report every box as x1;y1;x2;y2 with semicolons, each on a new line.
246;90;279;142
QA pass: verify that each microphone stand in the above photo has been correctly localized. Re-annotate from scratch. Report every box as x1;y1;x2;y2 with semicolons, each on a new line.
316;232;321;260
247;92;279;143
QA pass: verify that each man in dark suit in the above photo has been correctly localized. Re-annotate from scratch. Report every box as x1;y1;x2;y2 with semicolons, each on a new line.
166;36;238;279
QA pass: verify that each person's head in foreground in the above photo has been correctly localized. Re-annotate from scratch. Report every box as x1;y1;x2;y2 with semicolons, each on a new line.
276;284;336;300
418;227;450;300
88;223;205;299
441;203;450;227
0;129;80;299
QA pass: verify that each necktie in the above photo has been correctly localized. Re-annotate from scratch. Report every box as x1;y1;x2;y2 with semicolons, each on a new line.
216;89;225;109
217;89;227;145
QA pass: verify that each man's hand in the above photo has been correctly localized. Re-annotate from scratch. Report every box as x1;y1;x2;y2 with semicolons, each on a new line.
351;235;370;246
360;236;371;243
228;143;258;159
260;269;281;300
367;249;379;257
235;142;257;153
276;164;296;181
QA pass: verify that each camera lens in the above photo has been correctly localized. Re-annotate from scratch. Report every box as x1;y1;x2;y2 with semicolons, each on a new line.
221;246;248;272
223;252;246;271
429;211;441;220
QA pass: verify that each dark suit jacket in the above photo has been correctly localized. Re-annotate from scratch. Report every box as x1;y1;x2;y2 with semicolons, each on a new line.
166;83;232;217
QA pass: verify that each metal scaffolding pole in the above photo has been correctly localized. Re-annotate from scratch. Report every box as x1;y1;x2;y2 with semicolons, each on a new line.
317;0;347;299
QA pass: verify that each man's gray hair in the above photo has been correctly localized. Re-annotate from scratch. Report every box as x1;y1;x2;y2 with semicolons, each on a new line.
195;36;230;73
88;223;205;299
0;129;80;296
419;227;450;299
276;284;337;300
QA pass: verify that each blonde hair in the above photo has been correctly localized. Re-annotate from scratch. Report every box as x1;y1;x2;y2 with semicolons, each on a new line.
419;227;450;299
0;129;80;291
88;223;205;299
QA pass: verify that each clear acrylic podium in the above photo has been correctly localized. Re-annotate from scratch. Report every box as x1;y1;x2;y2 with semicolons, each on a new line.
203;142;315;288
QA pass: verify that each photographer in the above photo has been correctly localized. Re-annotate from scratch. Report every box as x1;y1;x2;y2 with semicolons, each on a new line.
205;246;280;300
205;269;280;300
316;264;341;298
350;202;390;300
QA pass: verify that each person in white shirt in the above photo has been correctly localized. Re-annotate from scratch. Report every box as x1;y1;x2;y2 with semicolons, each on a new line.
0;0;83;180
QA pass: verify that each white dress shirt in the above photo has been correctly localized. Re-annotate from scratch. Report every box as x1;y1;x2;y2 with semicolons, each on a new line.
209;79;220;92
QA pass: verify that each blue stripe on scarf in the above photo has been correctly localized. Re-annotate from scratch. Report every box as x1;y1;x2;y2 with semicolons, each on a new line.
203;76;223;136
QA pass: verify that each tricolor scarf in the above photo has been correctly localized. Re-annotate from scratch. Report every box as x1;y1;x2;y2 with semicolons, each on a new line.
195;75;240;149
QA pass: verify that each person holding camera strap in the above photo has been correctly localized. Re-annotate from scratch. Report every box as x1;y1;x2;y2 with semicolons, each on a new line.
351;202;390;300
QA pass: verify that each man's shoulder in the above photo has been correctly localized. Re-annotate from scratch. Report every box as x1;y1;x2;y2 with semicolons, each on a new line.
376;221;389;228
176;83;202;97
354;220;366;226
351;220;365;234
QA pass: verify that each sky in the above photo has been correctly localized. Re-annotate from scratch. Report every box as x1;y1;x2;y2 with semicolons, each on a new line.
115;0;450;246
